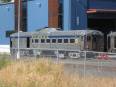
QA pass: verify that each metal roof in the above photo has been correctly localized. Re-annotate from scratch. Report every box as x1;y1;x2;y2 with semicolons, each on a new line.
10;28;59;37
10;32;33;38
33;29;103;36
50;30;103;36
108;32;116;36
10;28;103;38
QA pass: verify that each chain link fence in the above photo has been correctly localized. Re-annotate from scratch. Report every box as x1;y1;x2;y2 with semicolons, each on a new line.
9;48;116;77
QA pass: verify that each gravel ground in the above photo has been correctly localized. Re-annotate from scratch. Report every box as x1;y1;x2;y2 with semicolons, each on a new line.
50;58;116;77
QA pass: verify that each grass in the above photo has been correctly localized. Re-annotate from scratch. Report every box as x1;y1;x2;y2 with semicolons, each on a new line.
0;55;116;87
0;54;11;70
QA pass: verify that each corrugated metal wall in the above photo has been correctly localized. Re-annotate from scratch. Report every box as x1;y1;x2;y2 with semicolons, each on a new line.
88;0;116;9
71;0;87;30
63;0;87;31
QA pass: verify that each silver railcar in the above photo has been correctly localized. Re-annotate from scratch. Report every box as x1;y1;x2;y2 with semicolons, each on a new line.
107;32;116;52
10;28;104;57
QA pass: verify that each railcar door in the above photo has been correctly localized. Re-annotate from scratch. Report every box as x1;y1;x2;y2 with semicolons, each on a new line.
27;37;30;48
10;38;12;48
107;36;111;52
84;35;92;50
92;35;98;51
108;36;116;52
92;35;104;51
113;37;116;52
87;35;92;50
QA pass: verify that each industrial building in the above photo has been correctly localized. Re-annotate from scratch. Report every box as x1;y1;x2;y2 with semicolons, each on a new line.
0;0;116;49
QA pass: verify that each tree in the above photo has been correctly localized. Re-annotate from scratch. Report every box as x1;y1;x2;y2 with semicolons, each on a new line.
1;0;11;3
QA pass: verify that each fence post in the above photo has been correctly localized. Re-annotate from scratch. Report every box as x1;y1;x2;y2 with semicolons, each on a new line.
97;57;101;72
84;51;87;79
16;49;20;60
56;49;59;63
34;49;37;59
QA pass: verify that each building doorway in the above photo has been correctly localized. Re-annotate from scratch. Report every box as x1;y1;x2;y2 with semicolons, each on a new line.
88;18;116;51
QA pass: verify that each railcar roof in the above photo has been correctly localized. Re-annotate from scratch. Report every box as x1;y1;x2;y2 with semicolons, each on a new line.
10;28;103;37
108;32;116;36
10;32;33;38
50;30;103;36
32;29;103;36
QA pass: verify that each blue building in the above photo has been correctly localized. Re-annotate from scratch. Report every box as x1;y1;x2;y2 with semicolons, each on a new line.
27;0;48;32
0;3;14;44
0;0;116;45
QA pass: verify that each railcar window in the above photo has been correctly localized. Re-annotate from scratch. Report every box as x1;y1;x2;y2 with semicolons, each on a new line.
108;37;110;49
32;39;34;43
35;39;38;43
27;37;30;48
115;37;116;48
41;39;45;43
81;36;84;41
46;39;50;43
52;39;56;43
58;39;62;43
87;36;91;41
64;39;68;43
70;39;75;43
93;36;97;42
10;39;12;48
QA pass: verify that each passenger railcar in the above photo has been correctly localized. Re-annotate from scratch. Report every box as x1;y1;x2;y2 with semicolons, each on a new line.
107;32;116;52
10;28;104;57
